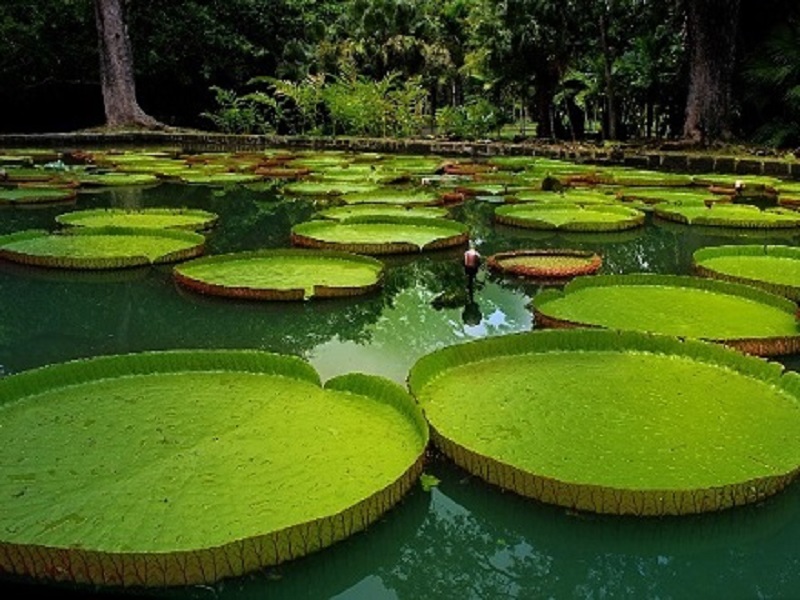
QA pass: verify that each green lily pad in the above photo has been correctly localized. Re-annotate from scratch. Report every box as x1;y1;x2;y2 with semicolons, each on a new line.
486;156;536;171
533;273;800;356
338;188;440;205
317;204;449;221
174;249;384;300
654;203;800;228
0;186;77;205
693;174;780;196
693;245;800;301
511;189;617;205
495;203;645;232
617;187;724;206
178;171;262;186
0;227;205;269
56;208;218;231
379;155;444;174
526;158;606;183
606;168;695;187
77;172;162;187
408;329;800;516
0;350;428;586
1;167;66;183
291;216;469;254
283;181;381;197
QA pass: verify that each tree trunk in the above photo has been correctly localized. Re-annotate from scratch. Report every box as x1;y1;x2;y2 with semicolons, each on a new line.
682;0;740;143
94;0;161;129
598;11;618;140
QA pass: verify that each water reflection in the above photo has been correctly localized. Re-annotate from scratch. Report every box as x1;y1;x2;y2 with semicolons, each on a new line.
0;179;798;599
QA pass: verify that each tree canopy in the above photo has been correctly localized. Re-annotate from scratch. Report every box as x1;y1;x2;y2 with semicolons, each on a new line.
0;0;797;146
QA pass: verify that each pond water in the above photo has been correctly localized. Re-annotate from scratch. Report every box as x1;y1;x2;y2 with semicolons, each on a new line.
1;180;798;599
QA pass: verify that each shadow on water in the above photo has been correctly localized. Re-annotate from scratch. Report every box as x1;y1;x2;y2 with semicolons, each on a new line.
1;179;799;599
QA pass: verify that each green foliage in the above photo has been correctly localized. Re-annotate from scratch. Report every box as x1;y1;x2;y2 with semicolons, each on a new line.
204;71;427;137
435;97;503;139
323;72;427;137
200;86;277;134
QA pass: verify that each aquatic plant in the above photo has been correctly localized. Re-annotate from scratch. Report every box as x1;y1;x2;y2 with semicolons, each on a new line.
408;329;800;516
533;273;800;356
174;249;384;300
693;244;800;300
0;350;428;586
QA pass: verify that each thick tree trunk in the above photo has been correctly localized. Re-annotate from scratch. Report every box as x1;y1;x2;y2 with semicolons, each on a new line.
682;0;740;143
94;0;161;129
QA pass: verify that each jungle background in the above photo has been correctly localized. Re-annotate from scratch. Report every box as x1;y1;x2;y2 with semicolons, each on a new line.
1;0;798;148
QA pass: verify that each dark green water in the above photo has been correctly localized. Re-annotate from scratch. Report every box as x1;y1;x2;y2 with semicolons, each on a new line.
1;182;798;599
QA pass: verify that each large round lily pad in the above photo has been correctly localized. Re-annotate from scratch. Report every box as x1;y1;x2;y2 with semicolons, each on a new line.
408;329;800;516
174;249;384;300
76;172;161;187
56;208;218;231
283;181;380;197
533;274;800;356
693;245;800;301
291;216;469;254
0;186;77;205
0;227;205;269
317;204;449;221
616;187;724;206
0;350;428;586
494;203;645;232
654;203;800;228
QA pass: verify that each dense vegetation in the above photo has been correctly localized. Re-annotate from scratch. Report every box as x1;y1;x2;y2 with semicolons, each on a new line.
1;0;798;146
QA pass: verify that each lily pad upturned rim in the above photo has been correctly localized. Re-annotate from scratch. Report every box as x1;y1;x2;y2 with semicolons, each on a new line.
0;349;428;587
291;215;469;255
693;244;800;301
0;227;206;270
408;328;800;516
55;207;219;231
173;248;385;301
532;273;800;356
487;248;603;279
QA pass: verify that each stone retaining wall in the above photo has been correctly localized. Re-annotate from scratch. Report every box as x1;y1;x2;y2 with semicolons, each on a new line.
1;131;798;179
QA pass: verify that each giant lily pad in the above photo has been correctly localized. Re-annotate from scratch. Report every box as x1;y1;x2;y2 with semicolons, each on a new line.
693;245;800;301
174;249;384;300
291;216;469;254
0;186;77;205
338;188;440;205
0;227;205;269
533;273;800;356
408;329;800;516
77;172;162;187
654;203;800;228
606;168;695;187
317;204;449;221
616;187;724;206
283;181;380;197
0;350;428;586
56;208;218;231
495;203;645;232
